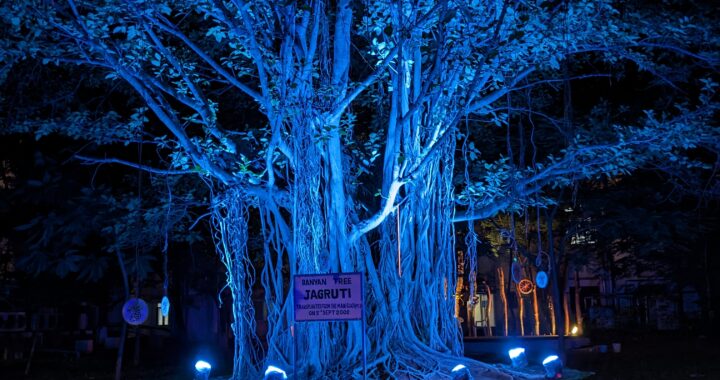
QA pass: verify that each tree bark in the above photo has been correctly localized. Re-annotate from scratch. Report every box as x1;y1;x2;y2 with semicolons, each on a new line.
547;211;565;356
575;270;584;334
115;250;129;380
498;268;509;336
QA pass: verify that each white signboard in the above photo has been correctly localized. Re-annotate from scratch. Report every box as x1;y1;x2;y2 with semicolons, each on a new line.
293;272;363;322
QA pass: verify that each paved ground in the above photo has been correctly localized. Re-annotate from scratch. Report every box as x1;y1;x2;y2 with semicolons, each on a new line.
468;331;720;380
567;332;720;379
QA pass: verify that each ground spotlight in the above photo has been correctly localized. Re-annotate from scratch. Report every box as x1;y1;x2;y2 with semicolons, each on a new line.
508;347;527;368
542;355;563;378
264;365;288;380
194;360;211;380
450;364;472;380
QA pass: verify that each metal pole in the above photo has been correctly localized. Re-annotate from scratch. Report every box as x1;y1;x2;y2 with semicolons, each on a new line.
292;322;297;380
361;275;367;380
292;276;297;380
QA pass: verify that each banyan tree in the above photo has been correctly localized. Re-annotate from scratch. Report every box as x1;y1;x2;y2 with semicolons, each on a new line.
2;0;717;378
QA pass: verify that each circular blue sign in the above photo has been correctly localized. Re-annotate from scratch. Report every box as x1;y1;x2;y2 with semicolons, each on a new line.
536;271;548;289
122;298;148;325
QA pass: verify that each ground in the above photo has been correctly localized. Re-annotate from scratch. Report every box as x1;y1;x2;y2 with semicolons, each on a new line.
1;331;718;379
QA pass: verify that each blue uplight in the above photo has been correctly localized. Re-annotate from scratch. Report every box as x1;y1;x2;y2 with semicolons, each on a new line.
508;347;525;359
450;364;472;380
542;354;563;378
264;365;288;379
508;347;528;368
542;355;559;365
195;360;211;372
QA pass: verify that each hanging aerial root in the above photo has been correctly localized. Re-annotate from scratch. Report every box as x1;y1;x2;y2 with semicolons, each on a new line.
211;188;261;379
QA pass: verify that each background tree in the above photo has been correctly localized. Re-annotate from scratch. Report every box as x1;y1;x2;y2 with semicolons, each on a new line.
2;0;718;378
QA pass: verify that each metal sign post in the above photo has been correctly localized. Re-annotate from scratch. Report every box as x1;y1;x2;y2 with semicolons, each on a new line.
293;272;366;379
292;322;296;380
361;273;367;380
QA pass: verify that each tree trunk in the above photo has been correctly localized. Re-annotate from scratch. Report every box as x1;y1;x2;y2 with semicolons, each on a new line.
575;270;583;334
498;268;509;336
532;286;540;336
547;211;565;356
133;326;140;366
455;276;464;322
563;288;571;335
484;282;494;337
115;250;129;380
516;284;525;336
549;296;557;335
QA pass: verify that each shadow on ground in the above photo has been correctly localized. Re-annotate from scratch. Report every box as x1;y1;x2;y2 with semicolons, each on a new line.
468;330;720;380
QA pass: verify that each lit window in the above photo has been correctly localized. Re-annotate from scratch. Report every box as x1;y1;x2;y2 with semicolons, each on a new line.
157;303;169;326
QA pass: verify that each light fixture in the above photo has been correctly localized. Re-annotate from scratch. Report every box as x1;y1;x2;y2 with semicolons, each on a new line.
508;347;527;368
264;365;288;380
571;325;579;335
450;364;471;380
542;355;563;379
160;296;170;317
194;360;211;380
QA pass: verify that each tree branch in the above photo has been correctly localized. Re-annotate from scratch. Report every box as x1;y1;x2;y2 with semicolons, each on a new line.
327;45;399;123
349;180;403;243
75;155;197;175
467;67;534;113
151;15;265;106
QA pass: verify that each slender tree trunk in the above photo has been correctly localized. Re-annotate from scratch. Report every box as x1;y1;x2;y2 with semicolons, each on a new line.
532;286;540;336
115;250;130;380
498;268;509;336
455;276;464;321
549;296;557;335
484;282;494;337
563;288;571;335
547;212;565;355
133;326;140;366
703;240;713;329
516;284;525;336
467;299;476;337
575;270;583;334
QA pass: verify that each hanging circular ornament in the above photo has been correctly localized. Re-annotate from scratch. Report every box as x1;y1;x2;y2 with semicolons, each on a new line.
518;279;534;295
511;261;523;284
536;271;549;289
122;298;148;325
160;296;171;318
